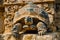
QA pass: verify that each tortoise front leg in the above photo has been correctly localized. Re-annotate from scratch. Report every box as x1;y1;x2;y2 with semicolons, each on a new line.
37;22;47;36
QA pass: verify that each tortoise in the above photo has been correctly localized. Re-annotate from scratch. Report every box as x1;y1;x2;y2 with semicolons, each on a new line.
12;2;49;36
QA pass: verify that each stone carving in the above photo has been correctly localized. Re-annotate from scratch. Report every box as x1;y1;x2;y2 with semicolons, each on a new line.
37;22;47;36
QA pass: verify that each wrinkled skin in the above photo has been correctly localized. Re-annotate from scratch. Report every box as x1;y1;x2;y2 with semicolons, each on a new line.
11;23;22;38
3;23;22;40
37;22;47;36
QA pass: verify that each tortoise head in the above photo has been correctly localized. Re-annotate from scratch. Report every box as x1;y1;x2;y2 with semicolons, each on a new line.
25;16;33;25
